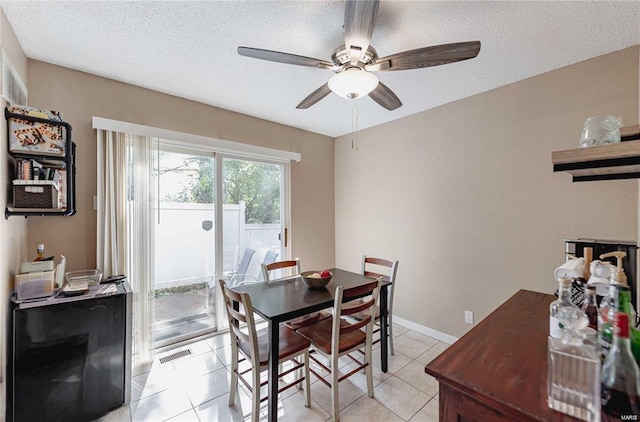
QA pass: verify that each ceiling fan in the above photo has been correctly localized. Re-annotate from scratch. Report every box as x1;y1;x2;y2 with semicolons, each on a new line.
238;0;481;111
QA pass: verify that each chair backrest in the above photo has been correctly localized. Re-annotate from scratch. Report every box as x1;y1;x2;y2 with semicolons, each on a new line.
331;278;382;353
256;250;280;281
361;255;399;313
237;248;256;275
219;279;260;364
262;258;301;282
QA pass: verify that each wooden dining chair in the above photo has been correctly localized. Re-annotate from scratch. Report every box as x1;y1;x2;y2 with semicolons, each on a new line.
347;256;399;355
262;259;331;330
219;279;311;421
261;258;301;281
297;278;382;422
257;249;280;281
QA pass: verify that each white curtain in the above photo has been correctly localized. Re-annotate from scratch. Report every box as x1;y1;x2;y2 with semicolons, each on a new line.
97;130;156;374
96;130;126;275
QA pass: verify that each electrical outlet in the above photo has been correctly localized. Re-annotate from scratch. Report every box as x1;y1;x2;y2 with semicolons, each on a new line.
465;310;474;324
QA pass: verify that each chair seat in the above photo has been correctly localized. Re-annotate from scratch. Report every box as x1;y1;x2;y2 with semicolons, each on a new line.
298;317;366;355
238;325;310;366
285;310;332;330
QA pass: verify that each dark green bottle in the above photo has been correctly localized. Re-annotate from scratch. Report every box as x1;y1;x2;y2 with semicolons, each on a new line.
600;285;640;365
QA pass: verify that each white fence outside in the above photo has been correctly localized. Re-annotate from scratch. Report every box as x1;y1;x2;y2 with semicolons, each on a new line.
154;202;280;289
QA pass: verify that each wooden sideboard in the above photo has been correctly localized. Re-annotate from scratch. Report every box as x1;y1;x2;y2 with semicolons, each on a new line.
425;289;582;421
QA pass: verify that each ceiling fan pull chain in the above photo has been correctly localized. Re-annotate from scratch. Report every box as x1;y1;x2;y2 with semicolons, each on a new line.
351;104;359;151
355;102;359;151
351;107;355;149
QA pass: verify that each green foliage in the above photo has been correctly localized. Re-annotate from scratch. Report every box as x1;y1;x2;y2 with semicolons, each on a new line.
159;153;281;224
182;157;215;204
223;159;281;224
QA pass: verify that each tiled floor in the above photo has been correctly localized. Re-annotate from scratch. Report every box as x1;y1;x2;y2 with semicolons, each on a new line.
96;324;449;422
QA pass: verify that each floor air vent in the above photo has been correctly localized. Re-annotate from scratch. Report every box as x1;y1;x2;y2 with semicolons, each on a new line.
159;349;192;364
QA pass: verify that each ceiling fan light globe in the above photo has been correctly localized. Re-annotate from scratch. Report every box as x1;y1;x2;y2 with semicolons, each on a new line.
328;68;379;99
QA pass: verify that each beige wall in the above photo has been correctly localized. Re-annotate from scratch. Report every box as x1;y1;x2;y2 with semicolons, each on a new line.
335;46;640;338
0;9;28;418
25;61;336;273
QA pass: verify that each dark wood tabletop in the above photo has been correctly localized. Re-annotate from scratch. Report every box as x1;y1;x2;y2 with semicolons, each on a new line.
425;289;581;421
234;267;390;322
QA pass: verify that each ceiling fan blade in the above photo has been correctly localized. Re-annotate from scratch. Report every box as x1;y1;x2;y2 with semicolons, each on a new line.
369;82;402;111
296;83;332;109
344;0;379;65
238;47;333;70
369;41;481;72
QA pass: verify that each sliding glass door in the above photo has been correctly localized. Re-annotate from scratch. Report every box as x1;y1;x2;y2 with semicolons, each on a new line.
151;146;289;345
153;145;217;347
216;156;287;329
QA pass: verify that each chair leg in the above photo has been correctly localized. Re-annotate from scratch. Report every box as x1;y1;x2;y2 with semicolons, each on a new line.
251;368;261;422
296;360;303;391
366;342;374;398
303;351;311;408
331;355;340;422
389;316;395;356
229;345;238;406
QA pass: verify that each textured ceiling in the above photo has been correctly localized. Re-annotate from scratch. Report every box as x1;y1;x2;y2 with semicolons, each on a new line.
2;1;639;138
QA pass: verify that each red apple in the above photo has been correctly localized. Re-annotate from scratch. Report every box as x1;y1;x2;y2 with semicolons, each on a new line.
320;270;331;278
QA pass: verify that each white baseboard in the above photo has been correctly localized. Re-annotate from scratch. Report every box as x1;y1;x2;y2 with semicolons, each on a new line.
393;316;459;345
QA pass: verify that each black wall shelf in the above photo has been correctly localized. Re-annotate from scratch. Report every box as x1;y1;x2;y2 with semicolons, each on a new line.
4;107;76;218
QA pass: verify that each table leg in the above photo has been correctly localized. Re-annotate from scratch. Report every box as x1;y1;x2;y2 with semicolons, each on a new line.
267;320;279;421
380;284;389;373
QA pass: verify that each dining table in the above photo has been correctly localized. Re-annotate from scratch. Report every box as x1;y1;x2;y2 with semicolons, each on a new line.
233;267;392;422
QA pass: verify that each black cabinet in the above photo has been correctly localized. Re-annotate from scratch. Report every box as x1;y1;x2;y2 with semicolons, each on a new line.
4;107;76;218
7;282;132;422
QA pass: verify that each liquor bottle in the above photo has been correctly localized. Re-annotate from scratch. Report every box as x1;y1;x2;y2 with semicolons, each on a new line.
601;312;640;420
548;306;601;421
583;284;598;331
600;285;633;360
597;251;638;361
550;278;579;339
34;244;45;261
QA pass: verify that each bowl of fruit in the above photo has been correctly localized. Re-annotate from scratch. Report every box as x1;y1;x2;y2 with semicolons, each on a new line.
301;270;333;288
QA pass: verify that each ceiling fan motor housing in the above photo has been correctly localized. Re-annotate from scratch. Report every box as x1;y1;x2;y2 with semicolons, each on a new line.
331;45;378;70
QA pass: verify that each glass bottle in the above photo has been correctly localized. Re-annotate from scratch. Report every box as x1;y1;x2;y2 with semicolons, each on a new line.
597;276;616;333
583;285;598;331
601;312;640;419
550;278;578;339
600;285;636;361
548;306;601;421
35;244;45;261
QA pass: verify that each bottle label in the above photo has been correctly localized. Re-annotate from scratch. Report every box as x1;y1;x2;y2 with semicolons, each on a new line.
600;305;611;324
550;316;563;338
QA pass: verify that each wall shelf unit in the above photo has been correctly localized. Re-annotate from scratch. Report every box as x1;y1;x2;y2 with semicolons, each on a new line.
552;125;640;182
4;107;76;218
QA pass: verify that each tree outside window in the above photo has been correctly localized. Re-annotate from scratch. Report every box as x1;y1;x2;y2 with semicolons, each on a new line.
158;154;280;224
